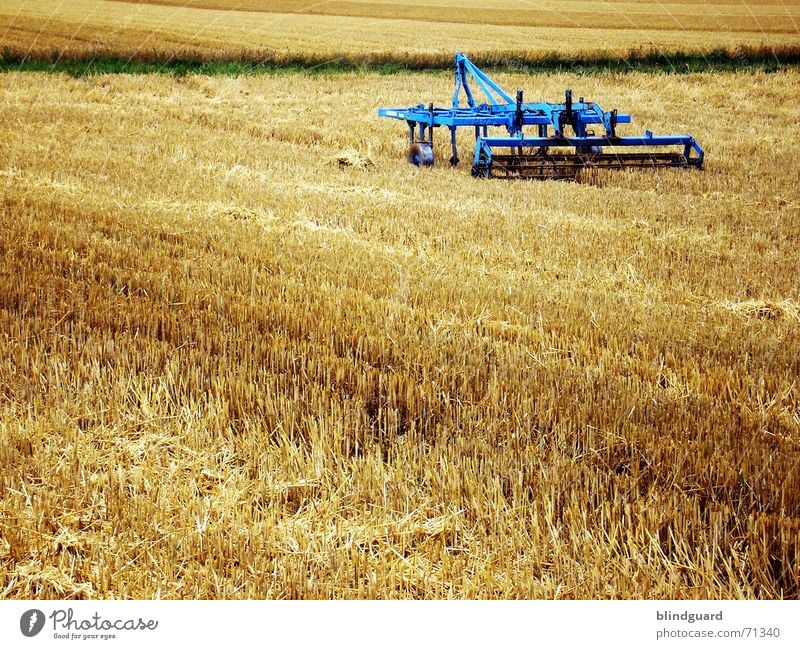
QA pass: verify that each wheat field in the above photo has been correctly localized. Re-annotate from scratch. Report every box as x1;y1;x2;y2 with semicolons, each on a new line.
0;65;798;599
1;0;799;62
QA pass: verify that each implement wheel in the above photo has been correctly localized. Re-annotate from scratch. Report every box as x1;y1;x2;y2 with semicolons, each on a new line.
408;142;434;167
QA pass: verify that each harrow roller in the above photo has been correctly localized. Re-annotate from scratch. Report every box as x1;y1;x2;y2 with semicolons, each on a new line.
475;152;691;180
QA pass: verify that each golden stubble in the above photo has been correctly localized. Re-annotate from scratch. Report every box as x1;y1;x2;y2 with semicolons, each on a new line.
0;69;798;599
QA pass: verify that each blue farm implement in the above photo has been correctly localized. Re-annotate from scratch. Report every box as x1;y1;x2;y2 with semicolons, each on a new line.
378;53;704;180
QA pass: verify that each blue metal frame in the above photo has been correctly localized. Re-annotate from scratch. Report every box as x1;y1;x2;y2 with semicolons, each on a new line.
377;53;704;176
472;134;704;170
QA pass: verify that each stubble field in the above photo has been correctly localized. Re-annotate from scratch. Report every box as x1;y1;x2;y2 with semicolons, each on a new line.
0;64;799;598
1;0;799;64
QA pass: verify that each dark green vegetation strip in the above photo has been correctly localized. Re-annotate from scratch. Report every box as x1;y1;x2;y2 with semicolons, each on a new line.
2;46;800;76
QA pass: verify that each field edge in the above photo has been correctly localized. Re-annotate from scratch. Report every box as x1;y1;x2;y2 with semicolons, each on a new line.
2;44;800;76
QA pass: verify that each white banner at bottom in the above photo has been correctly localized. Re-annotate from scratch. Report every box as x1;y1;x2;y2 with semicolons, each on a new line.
0;600;796;649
